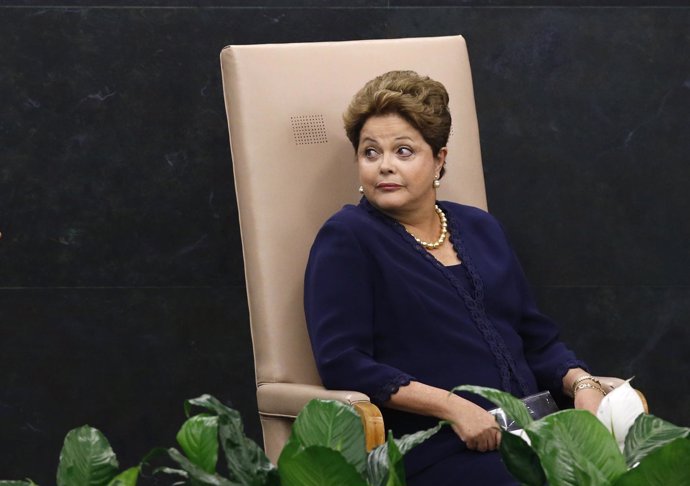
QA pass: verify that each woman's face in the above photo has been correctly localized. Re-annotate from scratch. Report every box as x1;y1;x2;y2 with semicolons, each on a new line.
357;113;446;218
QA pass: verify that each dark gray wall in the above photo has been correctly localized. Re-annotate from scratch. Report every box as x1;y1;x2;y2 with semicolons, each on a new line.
1;1;688;483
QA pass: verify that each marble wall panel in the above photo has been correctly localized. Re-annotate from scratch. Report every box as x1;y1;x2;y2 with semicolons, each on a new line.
1;8;241;287
392;0;688;5
2;7;687;288
456;9;690;287
10;1;386;6
0;286;257;485
7;1;689;5
535;285;690;425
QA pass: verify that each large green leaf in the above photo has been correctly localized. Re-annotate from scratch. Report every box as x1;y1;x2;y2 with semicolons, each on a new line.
217;413;280;486
152;466;188;481
499;430;546;486
177;414;219;473
278;445;368;486
105;466;139;486
614;438;690;486
165;448;237;486
56;425;119;486
394;421;446;456
366;421;445;486
525;410;627;486
291;400;367;476
384;432;405;486
451;385;533;430
185;395;279;486
185;394;238;418
365;444;388;486
623;413;690;468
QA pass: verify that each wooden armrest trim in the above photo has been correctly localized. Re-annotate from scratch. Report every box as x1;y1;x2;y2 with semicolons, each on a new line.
353;402;385;451
256;382;386;451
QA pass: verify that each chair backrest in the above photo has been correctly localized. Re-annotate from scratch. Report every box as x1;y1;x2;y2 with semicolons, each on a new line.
220;35;487;389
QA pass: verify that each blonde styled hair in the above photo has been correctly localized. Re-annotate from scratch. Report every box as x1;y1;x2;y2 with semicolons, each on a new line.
343;70;451;177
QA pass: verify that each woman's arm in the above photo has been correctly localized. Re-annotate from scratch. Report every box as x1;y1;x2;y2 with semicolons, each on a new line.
385;381;501;452
562;367;606;413
305;217;414;402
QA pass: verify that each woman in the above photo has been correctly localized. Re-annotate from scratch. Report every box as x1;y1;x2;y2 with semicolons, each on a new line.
304;70;609;484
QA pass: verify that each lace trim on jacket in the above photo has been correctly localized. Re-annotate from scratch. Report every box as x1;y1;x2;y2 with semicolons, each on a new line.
371;373;414;405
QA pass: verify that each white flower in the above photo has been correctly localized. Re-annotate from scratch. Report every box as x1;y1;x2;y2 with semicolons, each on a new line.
596;379;646;451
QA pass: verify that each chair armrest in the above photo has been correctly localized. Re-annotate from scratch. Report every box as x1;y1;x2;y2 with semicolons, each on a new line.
257;382;371;417
352;401;386;451
257;382;385;450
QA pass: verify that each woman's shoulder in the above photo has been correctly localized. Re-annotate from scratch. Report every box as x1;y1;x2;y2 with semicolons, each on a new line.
313;202;382;243
308;203;383;264
321;203;374;229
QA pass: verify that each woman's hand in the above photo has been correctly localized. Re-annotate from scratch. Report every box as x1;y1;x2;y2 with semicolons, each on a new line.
563;368;607;414
447;397;502;452
384;381;501;452
573;387;605;414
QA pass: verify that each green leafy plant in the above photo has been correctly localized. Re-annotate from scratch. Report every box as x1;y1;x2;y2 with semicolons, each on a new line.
2;395;441;486
0;425;139;486
277;399;444;486
453;385;690;486
162;395;443;486
13;387;685;486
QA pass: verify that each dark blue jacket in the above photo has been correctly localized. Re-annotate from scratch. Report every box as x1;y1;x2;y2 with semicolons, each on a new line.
304;198;586;479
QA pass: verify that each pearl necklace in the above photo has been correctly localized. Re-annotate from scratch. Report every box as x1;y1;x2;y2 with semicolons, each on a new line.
406;205;448;250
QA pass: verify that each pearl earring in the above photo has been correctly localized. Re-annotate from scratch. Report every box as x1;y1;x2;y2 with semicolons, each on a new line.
433;176;441;188
358;185;364;194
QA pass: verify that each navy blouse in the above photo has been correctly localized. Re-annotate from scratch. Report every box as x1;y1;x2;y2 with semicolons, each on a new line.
304;198;587;479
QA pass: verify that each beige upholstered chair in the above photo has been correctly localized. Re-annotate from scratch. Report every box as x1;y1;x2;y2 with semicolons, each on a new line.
219;35;488;462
